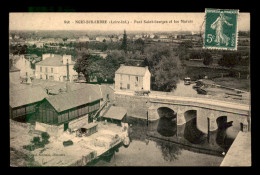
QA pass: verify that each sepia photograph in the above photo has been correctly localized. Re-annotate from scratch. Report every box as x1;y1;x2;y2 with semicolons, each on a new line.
9;11;251;167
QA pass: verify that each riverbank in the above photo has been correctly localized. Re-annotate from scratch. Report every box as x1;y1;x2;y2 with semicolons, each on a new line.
220;131;251;166
87;116;224;166
10;119;128;166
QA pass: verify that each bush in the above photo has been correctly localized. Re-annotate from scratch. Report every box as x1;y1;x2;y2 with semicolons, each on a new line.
218;52;241;68
41;132;50;140
35;142;45;148
31;137;40;144
202;52;213;66
23;145;35;151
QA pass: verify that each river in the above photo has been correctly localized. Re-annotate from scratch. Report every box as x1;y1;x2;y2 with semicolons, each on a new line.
87;114;239;166
87;80;239;166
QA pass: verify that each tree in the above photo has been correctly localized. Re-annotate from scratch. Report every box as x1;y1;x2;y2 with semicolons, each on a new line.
73;52;91;82
177;40;193;60
189;51;201;60
218;52;241;68
121;30;128;53
140;57;149;67
144;44;184;92
202;52;213;66
134;38;145;54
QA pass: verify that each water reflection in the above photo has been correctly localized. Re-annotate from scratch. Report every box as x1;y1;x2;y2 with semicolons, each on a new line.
157;107;177;137
216;118;235;151
184;118;207;144
157;117;177;137
154;139;181;162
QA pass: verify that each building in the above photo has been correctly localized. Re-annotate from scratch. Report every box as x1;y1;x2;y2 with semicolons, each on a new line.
102;106;127;126
159;35;168;39
9;65;20;84
96;36;110;42
25;38;38;45
78;36;90;42
9;86;48;122
115;65;151;91
36;42;44;48
35;54;78;82
33;86;103;132
11;55;35;79
89;50;107;59
66;38;77;43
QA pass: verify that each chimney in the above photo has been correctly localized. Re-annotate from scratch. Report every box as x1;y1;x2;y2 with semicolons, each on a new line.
63;55;71;64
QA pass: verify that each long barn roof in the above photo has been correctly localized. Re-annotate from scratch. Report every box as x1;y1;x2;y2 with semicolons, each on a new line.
46;86;103;113
10;86;48;108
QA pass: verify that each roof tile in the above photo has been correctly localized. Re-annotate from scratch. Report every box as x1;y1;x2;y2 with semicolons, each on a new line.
115;66;148;76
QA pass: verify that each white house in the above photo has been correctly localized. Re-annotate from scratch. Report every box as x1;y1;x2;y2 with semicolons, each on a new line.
78;36;90;42
115;65;151;91
12;55;35;79
35;54;78;82
36;42;44;48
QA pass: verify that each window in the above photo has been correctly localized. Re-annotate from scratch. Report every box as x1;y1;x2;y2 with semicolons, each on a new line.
51;68;53;73
128;75;130;81
120;74;122;80
40;75;42;79
120;83;122;89
127;84;130;89
40;67;42;72
136;76;138;82
45;67;48;73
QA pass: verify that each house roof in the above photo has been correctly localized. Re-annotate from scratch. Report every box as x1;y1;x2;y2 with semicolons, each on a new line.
10;86;48;108
103;106;127;121
36;55;75;66
46;86;103;113
9;65;20;72
115;66;149;76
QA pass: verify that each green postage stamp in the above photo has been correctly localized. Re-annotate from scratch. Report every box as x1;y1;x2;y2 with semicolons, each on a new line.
204;8;239;50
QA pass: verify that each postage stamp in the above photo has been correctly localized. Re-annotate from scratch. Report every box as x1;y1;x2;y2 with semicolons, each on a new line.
203;8;239;50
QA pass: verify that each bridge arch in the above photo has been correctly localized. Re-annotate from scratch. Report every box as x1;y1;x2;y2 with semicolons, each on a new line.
157;107;177;119
184;110;197;123
156;107;177;137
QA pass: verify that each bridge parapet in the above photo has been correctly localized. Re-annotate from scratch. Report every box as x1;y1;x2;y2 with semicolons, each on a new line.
147;96;249;116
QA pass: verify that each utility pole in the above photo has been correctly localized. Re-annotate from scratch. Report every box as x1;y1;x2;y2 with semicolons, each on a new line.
207;117;210;143
67;59;70;82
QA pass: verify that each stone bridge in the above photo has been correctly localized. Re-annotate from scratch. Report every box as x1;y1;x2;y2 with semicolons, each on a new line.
147;95;250;134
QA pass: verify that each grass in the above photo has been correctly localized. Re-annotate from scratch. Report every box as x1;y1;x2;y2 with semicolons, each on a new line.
212;77;250;92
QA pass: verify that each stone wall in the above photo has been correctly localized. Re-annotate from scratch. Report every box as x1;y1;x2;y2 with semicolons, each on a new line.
114;94;149;119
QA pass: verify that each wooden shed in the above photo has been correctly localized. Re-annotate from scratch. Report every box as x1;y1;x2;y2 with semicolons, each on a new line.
9;86;48;122
34;86;103;130
102;106;127;126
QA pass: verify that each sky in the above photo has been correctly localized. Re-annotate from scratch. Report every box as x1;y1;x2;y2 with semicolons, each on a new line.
9;12;250;32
